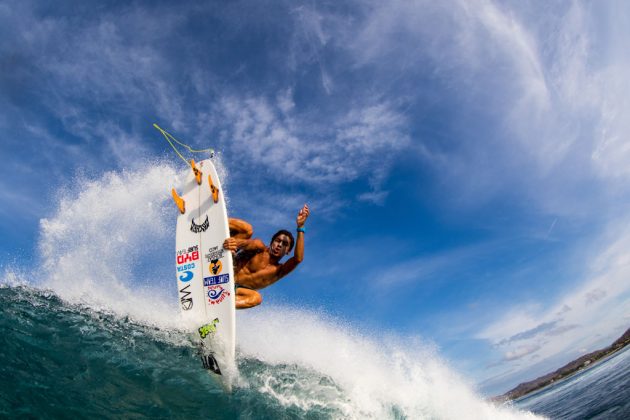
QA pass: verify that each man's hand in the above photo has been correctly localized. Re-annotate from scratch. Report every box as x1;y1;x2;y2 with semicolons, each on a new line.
296;204;309;228
223;237;238;253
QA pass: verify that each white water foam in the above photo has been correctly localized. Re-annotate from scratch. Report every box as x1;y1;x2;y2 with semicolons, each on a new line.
6;161;542;419
238;306;542;419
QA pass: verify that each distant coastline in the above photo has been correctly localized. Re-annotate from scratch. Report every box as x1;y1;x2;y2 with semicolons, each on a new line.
493;327;630;402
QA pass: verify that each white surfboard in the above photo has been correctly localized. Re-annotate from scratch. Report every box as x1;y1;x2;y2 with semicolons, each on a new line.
174;158;235;387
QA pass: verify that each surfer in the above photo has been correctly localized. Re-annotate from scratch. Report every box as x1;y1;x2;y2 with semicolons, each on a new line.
223;204;310;309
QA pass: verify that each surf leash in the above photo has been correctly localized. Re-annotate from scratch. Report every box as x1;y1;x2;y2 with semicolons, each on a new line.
153;123;214;167
155;123;218;214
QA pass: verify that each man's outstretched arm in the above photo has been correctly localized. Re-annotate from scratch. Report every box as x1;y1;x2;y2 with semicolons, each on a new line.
277;204;309;279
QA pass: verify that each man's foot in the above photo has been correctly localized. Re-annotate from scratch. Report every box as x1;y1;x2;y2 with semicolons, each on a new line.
191;159;202;185
208;175;219;203
171;188;185;214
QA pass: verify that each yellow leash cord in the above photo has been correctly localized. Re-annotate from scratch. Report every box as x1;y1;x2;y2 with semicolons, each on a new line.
153;123;214;167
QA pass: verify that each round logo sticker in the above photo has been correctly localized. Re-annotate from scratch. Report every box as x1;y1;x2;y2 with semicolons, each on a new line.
179;271;194;282
209;259;222;275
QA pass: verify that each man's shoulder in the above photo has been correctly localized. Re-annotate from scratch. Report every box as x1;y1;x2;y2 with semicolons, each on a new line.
250;238;266;249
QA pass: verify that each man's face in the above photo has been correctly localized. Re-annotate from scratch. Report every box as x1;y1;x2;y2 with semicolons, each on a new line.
270;234;291;258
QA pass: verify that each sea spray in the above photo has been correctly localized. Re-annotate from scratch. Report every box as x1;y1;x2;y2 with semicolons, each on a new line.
36;160;183;328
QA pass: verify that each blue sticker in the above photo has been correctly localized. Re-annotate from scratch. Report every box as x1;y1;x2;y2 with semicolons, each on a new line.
204;274;229;286
207;286;226;300
179;271;194;282
177;263;196;272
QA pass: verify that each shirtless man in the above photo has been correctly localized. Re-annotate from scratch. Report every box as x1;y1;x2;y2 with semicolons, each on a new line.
223;204;310;309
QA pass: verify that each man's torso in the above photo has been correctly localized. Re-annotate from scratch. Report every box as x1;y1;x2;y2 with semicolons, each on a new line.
234;249;281;289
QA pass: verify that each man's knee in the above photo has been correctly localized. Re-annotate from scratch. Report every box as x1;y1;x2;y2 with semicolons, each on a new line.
236;289;262;309
245;291;262;308
252;292;262;307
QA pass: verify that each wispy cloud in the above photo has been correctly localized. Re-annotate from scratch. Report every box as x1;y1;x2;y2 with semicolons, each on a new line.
1;1;183;176
496;321;559;347
37;6;187;125
336;0;630;218
288;5;333;94
503;344;541;362
368;245;484;288
215;94;410;192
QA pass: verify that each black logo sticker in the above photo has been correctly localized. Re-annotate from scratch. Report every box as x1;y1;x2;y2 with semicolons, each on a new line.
190;215;209;233
179;284;193;310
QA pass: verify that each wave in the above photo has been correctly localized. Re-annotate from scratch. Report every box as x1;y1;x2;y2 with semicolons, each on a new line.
0;162;540;419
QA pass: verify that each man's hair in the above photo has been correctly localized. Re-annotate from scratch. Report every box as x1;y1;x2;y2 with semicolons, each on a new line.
271;229;294;252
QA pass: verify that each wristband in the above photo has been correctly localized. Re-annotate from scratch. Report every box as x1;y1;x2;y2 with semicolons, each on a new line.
297;227;306;233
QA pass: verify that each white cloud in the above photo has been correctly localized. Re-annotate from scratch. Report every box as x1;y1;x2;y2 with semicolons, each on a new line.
357;190;388;205
216;94;410;196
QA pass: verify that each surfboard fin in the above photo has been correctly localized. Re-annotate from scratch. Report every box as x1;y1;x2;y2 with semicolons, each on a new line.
201;354;222;375
208;175;219;203
171;188;185;214
191;159;202;185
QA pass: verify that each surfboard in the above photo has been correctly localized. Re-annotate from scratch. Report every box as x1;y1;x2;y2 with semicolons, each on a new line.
174;158;235;388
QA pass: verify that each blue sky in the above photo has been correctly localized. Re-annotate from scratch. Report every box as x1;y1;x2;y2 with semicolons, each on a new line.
2;0;630;395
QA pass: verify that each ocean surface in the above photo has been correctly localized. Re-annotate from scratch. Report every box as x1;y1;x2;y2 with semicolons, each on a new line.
0;162;623;419
0;283;546;420
512;346;630;419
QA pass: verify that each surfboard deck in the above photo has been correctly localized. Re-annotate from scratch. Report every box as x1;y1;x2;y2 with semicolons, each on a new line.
174;158;235;389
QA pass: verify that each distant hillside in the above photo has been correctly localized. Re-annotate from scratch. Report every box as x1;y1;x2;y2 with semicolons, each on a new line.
494;327;630;402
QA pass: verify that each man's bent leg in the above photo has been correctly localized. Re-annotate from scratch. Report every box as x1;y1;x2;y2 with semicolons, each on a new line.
229;218;253;239
235;287;262;309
